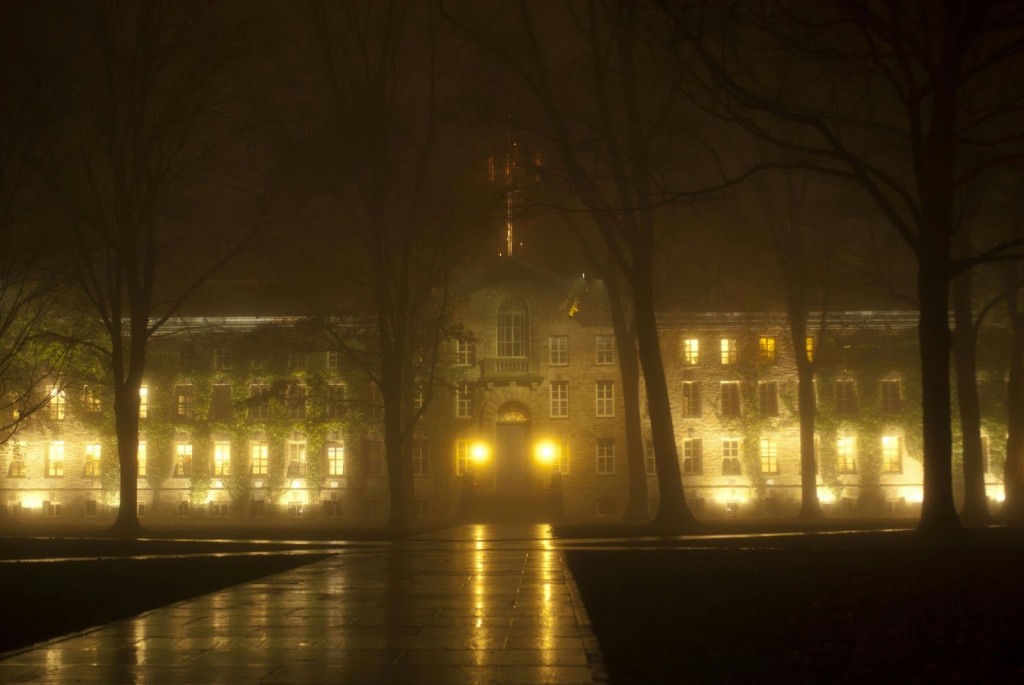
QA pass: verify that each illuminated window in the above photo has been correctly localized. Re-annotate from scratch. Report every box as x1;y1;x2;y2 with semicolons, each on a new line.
139;386;148;419
721;338;737;365
683;438;703;475
83;386;101;413
287;351;306;371
250;441;268;475
455;383;472;419
213;441;230;476
759;438;778;474
681;381;701;418
138;441;147;478
412;439;429;476
49;389;65;420
549;335;568;366
644;440;656;475
327;436;344;476
325;350;339;370
836;380;858;416
758;336;776;363
213;348;232;371
550;381;569;418
414;385;425;411
557;440;570;475
326;384;345;420
83;443;101;477
248;385;269;420
837;436;857;473
497;298;528;357
881;436;901;473
174;443;192;477
596;381;615;417
596;335;615;365
720;382;741;417
454;339;474;366
211;384;232;421
759;381;779;417
288;384;307;420
46;441;64;477
365;439;384;476
682;338;699;365
454;440;469;476
368;384;383;420
982;435;990;473
596;438;615;474
287;439;307;477
176;385;194;419
805;336;815;363
722;439;741;475
880;380;901;415
7;441;26;478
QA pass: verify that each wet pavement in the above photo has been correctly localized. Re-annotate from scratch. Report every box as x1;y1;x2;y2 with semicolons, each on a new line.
0;524;602;684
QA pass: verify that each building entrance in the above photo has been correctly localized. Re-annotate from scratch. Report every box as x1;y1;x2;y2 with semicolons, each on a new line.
495;404;530;495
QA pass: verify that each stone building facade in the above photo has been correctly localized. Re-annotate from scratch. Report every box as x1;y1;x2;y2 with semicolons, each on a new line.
0;260;1008;525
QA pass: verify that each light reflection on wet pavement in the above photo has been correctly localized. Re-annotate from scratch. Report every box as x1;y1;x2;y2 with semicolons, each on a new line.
0;524;601;684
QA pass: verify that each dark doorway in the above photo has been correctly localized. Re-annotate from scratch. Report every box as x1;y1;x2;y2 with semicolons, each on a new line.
496;419;530;495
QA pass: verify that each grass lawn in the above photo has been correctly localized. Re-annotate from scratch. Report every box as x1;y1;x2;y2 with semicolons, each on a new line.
0;552;329;654
565;531;1024;683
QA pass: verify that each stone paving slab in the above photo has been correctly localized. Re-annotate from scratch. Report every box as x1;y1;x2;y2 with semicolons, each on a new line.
0;524;602;684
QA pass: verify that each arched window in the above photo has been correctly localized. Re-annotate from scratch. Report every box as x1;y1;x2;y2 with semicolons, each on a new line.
497;298;528;357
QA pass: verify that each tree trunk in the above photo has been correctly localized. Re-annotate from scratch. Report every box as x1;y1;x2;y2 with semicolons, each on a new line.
110;375;144;537
1003;299;1024;521
952;272;991;524
382;355;408;531
786;301;823;521
633;277;696;531
917;257;962;534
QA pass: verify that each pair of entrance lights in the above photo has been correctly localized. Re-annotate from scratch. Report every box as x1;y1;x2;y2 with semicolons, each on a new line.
467;440;558;467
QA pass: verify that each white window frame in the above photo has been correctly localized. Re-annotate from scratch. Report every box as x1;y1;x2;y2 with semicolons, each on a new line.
550;381;569;418
595;335;615;365
549;335;568;366
596;381;615;417
596;438;615;475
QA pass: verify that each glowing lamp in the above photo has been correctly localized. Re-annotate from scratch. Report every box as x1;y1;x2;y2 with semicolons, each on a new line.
534;441;556;465
470;442;490;464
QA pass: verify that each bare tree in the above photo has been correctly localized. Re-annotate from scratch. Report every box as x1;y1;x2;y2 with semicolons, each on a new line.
44;2;267;536
669;0;1024;533
446;0;701;530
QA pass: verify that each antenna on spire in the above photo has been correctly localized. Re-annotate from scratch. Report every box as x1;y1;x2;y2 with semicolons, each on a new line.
505;124;514;259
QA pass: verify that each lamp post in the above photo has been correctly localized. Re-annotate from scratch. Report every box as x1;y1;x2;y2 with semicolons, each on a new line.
460;441;490;521
534;440;563;521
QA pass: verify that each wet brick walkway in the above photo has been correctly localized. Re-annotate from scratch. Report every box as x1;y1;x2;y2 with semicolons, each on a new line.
0;524;602;684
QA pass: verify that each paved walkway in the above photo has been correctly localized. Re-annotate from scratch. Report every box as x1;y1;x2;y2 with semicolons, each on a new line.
0;524;602;684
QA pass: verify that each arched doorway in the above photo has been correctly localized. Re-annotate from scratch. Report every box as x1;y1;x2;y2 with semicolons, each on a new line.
495;403;531;495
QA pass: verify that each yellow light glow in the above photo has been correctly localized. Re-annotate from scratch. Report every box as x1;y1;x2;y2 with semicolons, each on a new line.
20;494;43;509
817;487;836;504
986;485;1006;503
535;440;556;465
470;442;490;464
900;486;924;503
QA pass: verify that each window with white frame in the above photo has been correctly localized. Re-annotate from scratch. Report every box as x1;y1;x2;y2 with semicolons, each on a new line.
758;336;776;363
213;348;232;371
644;439;656;475
288;438;307;477
175;443;192;477
327;438;344;476
721;338;738;365
456;382;472;418
550;381;569;418
595;335;615;364
759;381;779;417
139;385;148;419
682;438;703;475
412;438;429;476
46;441;64;477
213;441;230;476
248;385;270;420
49;389;65;420
7;441;26;478
325;350;339;370
881;436;901;473
720;382;741;417
497;298;528;357
595;381;615;417
682;338;699;365
454;339;474;366
287;351;306;371
759;437;778;474
722;438;741;475
83;386;101;413
83;443;101;477
596;438;614;474
250;441;268;475
837;436;857;473
176;385;195;419
836;380;858;416
549;335;568;366
681;381;701;418
454;439;469;476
